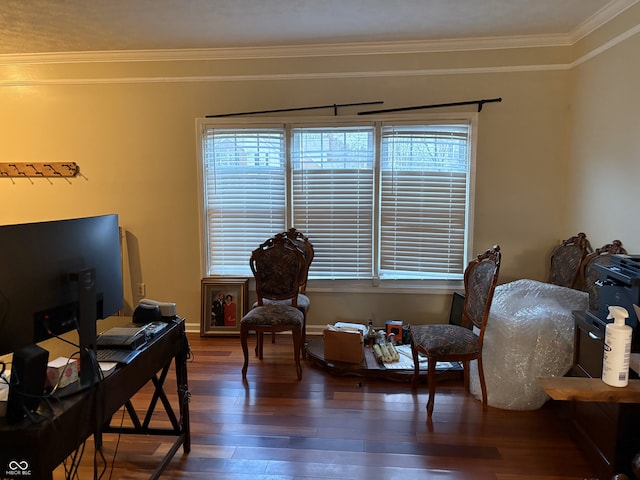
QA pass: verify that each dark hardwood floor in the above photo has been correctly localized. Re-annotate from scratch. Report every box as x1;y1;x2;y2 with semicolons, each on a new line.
54;334;599;479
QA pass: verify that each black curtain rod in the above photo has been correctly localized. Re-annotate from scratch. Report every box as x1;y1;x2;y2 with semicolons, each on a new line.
206;101;384;118
357;97;502;115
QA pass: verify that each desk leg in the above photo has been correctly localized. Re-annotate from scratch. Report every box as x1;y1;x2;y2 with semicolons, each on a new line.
143;365;179;430
175;329;191;453
148;329;191;480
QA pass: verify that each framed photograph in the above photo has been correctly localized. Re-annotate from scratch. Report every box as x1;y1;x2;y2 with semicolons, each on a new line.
200;277;249;336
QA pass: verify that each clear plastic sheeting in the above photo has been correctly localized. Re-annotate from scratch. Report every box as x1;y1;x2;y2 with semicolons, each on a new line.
469;279;588;410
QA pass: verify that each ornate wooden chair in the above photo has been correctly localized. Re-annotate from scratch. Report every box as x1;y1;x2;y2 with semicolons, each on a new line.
579;240;627;311
410;245;501;418
240;235;306;380
282;228;314;296
264;228;314;353
547;232;590;289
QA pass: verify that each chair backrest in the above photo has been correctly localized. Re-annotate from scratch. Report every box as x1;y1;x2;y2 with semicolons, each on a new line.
250;234;306;306
276;228;314;294
579;240;627;311
548;233;590;289
462;245;501;336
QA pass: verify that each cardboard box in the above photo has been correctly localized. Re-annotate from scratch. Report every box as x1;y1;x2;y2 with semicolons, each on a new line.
323;329;364;364
47;357;78;389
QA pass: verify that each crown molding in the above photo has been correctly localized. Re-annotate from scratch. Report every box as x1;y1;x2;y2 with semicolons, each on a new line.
0;63;570;88
0;34;572;66
569;0;639;43
571;20;640;67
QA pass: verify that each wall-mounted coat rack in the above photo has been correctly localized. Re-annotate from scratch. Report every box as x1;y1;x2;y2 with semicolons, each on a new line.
0;162;79;178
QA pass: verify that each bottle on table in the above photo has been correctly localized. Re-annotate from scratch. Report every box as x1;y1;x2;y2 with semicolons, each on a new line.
365;319;376;347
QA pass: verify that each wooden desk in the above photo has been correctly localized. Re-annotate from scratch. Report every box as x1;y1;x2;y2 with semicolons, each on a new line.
539;376;640;403
539;311;640;480
0;317;190;480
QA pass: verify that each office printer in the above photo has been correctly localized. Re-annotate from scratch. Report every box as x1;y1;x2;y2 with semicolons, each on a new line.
586;254;640;351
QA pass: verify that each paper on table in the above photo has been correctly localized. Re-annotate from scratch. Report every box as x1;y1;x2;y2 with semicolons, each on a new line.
382;344;460;370
99;362;118;377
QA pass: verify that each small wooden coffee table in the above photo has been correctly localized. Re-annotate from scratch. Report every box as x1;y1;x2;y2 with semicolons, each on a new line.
305;337;462;383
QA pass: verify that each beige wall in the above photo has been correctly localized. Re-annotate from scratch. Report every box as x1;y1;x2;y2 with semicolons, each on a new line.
568;13;640;253
0;11;637;333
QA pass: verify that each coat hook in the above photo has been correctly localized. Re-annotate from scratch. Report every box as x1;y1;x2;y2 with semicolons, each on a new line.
1;162;80;178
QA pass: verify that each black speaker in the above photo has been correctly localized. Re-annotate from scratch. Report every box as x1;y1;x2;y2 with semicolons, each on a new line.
6;344;49;424
133;302;162;325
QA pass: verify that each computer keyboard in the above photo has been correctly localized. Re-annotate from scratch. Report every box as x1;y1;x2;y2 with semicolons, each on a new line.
96;348;141;365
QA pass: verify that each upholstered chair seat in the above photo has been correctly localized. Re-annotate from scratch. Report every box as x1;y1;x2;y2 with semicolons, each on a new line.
242;303;304;329
411;325;480;357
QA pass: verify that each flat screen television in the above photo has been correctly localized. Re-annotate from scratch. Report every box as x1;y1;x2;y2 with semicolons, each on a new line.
0;214;124;366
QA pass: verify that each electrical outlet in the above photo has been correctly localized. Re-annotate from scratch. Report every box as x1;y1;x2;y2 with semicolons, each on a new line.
136;283;146;297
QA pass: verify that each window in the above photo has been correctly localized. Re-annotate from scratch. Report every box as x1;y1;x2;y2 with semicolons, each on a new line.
197;114;476;287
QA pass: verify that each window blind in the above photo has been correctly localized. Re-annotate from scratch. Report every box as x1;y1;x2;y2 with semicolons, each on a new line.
379;124;470;279
291;126;375;279
202;128;286;276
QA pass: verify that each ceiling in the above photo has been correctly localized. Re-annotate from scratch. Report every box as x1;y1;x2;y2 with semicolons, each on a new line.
0;0;635;56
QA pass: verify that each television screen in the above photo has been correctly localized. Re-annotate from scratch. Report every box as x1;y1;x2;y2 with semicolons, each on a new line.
0;214;124;356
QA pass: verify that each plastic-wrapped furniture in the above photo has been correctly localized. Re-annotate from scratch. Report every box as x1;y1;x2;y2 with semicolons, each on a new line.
469;279;588;410
410;245;501;418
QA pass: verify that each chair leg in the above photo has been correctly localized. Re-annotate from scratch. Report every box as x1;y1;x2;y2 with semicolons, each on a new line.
426;355;437;417
292;326;303;380
240;327;250;380
462;359;470;390
301;311;308;359
411;344;421;387
477;356;488;411
255;332;264;359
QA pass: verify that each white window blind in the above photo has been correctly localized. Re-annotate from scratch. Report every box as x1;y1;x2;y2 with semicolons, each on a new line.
379;124;470;279
202;128;286;276
291;126;375;279
198;116;474;283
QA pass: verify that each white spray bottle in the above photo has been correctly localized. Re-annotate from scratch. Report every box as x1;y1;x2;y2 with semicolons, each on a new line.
602;305;632;387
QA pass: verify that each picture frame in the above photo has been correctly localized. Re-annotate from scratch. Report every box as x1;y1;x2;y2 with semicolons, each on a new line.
200;277;249;336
